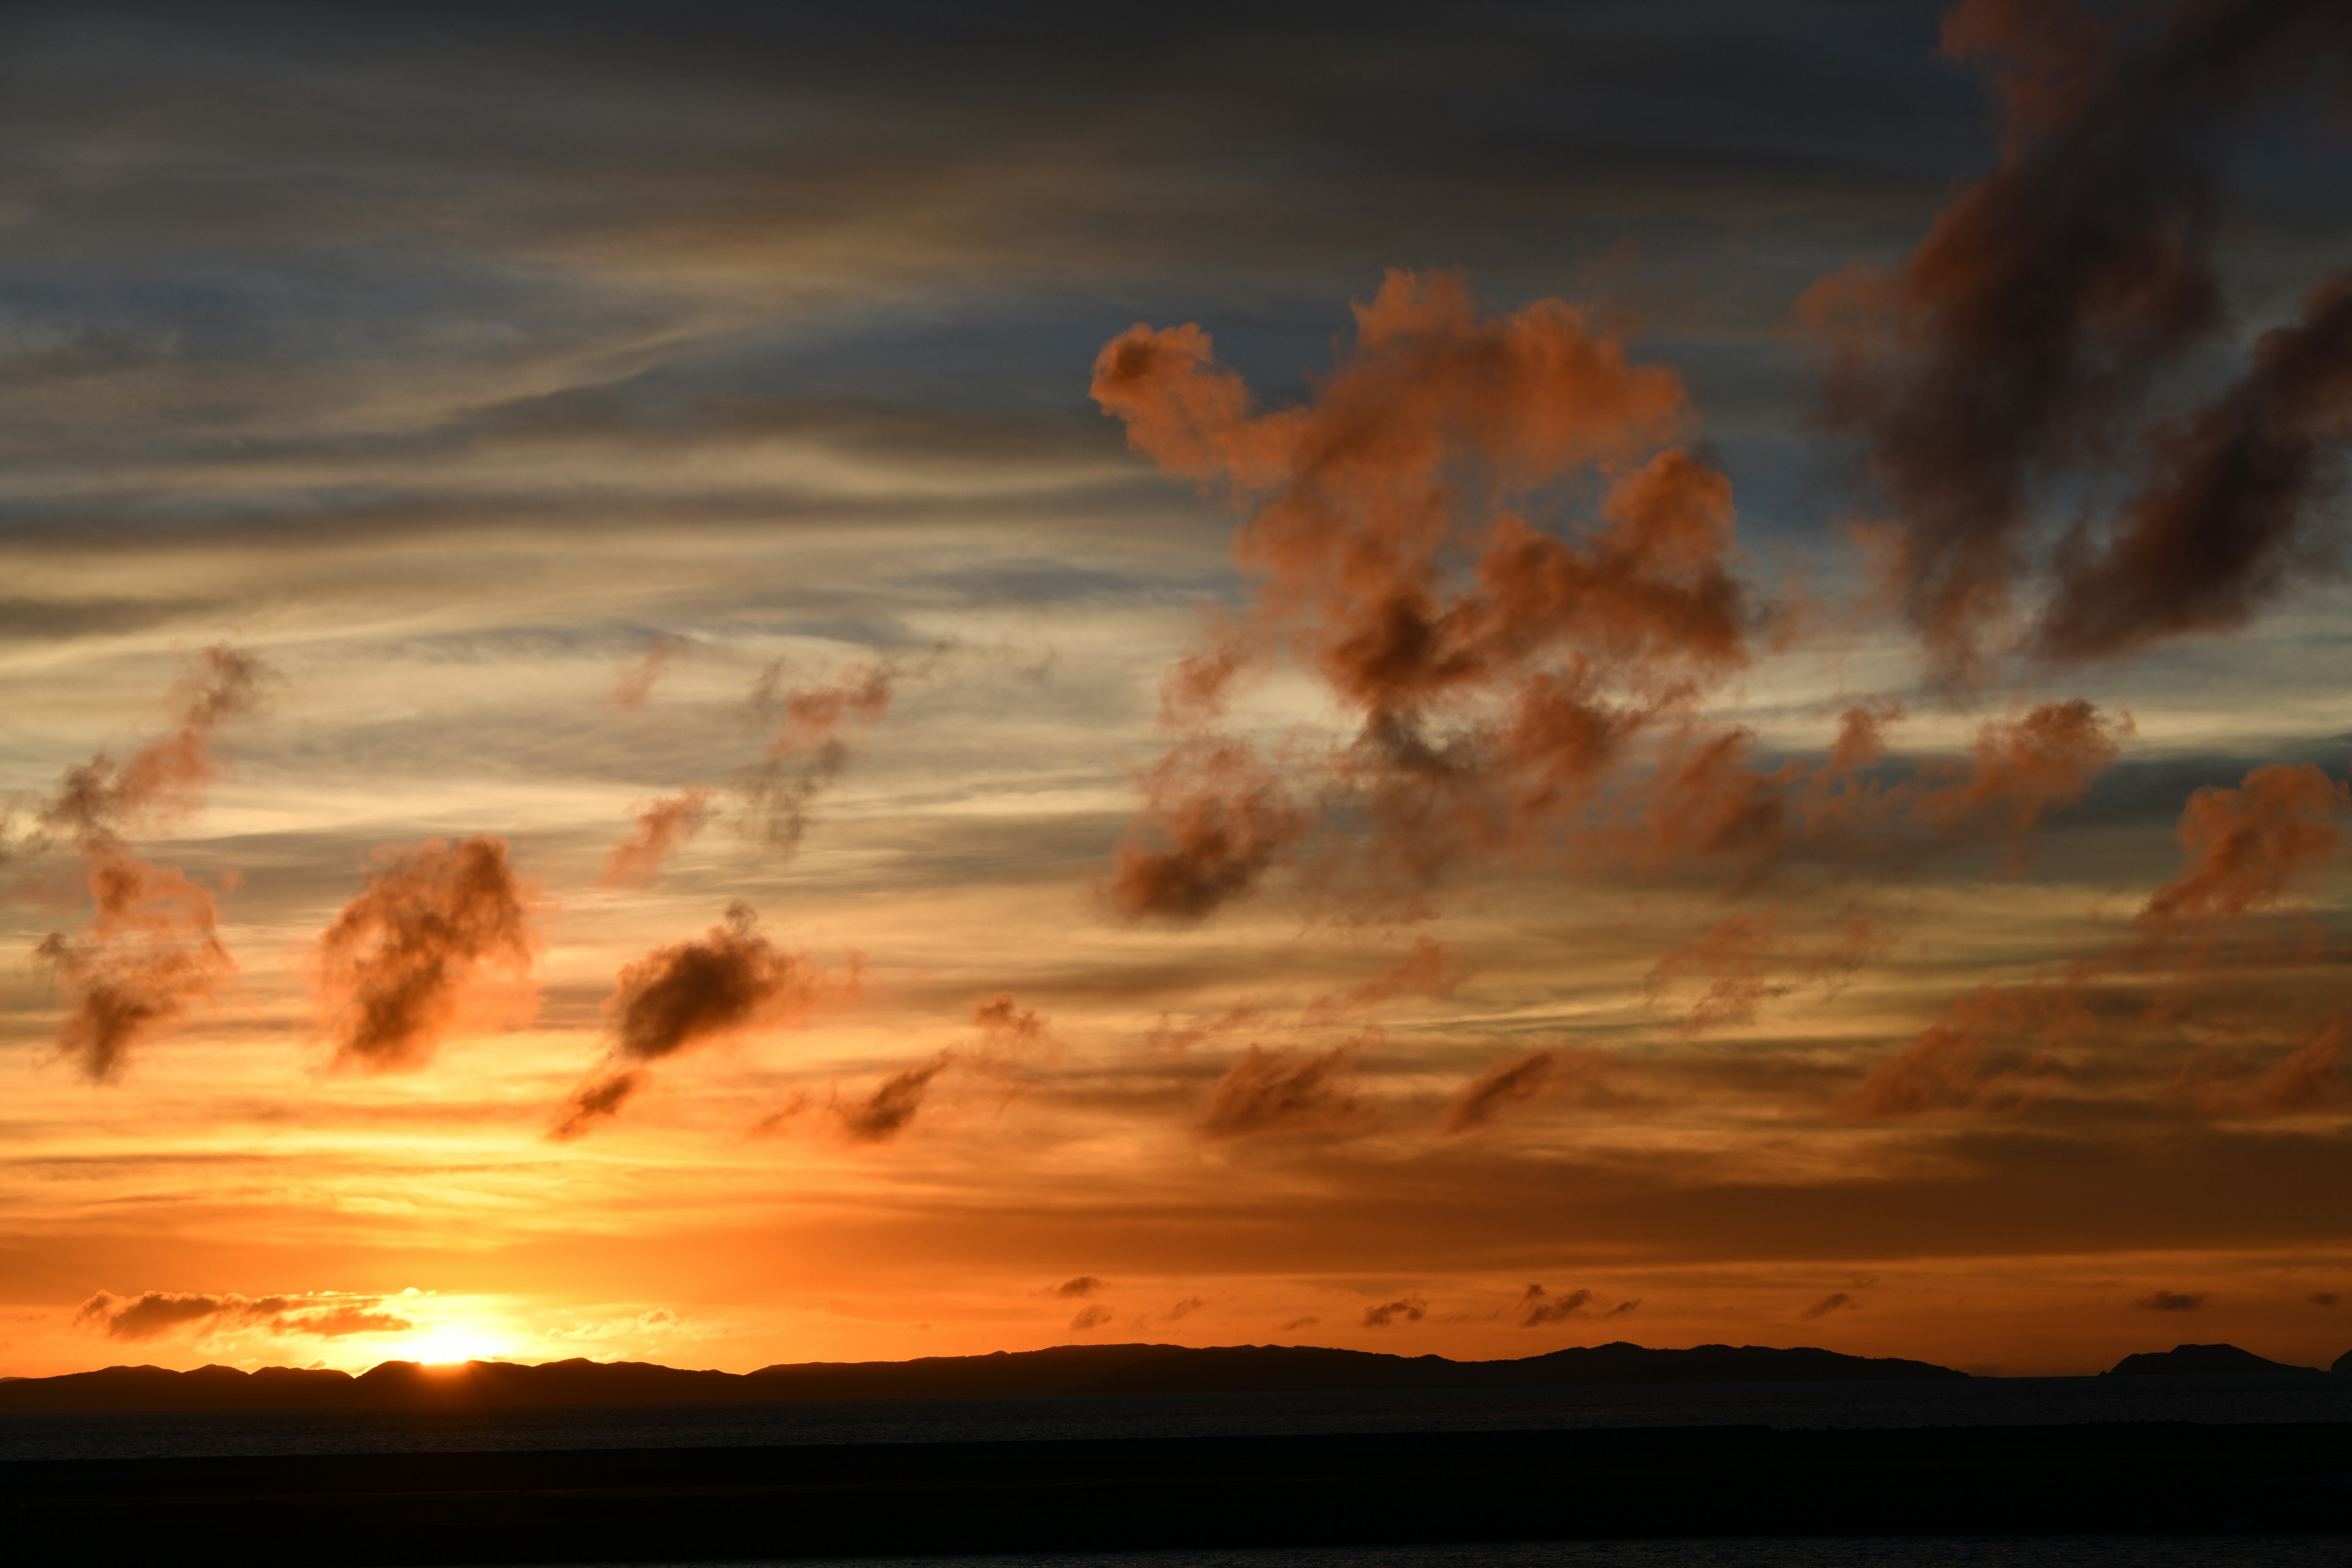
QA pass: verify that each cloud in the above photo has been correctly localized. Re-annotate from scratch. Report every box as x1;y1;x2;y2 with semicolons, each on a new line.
1093;270;1753;916
1281;1316;1319;1332
2312;1293;2340;1307
1441;1049;1574;1134
73;1289;411;1341
739;660;895;859
1068;1303;1114;1332
1518;1284;1594;1325
612;634;686;711
832;1052;953;1144
1200;1040;1366;1138
315;837;535;1072
39;644;263;851
1846;976;2085;1118
970;991;1049;1050
554;902;841;1138
1362;1295;1426;1327
38;856;235;1083
1166;1296;1206;1321
1055;1276;1104;1298
2136;1289;2206;1312
1104;738;1308;922
30;646;262;1080
1802;1291;1856;1320
1912;700;2129;839
1805;0;2352;680
2187;1020;2350;1118
600;789;715;888
1643;908;1888;1035
2137;763;2348;935
2042;271;2352;660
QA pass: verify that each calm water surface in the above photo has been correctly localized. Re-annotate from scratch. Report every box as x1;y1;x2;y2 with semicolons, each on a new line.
522;1539;2352;1567
7;1374;2352;1463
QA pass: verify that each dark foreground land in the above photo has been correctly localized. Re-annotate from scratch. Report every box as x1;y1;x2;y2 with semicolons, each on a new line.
9;1421;2352;1566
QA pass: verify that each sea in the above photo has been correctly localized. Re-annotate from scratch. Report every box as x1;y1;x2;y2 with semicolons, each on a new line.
10;1379;2352;1566
7;1373;2352;1463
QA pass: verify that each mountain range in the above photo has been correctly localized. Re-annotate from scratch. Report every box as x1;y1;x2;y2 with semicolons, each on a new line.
3;1338;2341;1415
0;1340;1962;1414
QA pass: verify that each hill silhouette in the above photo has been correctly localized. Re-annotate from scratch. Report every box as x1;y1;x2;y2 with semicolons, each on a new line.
2101;1343;2322;1377
0;1340;1963;1414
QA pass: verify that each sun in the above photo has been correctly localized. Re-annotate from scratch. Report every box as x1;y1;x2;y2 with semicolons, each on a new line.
379;1322;516;1366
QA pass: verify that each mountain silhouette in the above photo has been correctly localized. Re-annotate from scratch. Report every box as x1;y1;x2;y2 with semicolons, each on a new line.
0;1340;1963;1414
2101;1343;2321;1377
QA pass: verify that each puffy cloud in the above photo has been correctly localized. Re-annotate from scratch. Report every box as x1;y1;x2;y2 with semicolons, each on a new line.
1806;0;2352;680
1802;1291;1856;1320
31;646;261;1080
315;837;535;1072
1095;270;1752;916
1068;1303;1114;1332
832;1052;953;1144
1054;1276;1104;1298
1518;1284;1594;1325
1912;700;2129;839
1361;1295;1425;1327
2043;271;2352;660
2138;763;2348;933
554;903;842;1138
1200;1039;1366;1139
38;856;233;1083
600;790;715;888
1105;738;1308;922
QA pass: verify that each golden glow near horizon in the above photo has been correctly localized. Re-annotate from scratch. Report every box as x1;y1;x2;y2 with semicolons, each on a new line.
4;2;2352;1386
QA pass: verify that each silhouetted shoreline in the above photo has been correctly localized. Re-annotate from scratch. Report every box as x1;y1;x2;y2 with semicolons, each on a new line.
0;1340;1970;1414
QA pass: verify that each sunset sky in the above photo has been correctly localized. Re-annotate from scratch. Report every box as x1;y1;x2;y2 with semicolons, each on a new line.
4;0;2350;1382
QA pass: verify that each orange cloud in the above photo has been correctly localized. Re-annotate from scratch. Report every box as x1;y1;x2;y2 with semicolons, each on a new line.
612;635;686;711
31;646;261;1080
555;902;841;1138
315;837;535;1072
832;1052;953;1144
1847;974;2087;1118
2138;763;2348;933
1644;908;1888;1035
1200;1039;1366;1138
1439;1049;1588;1134
1094;270;1753;914
1913;699;2129;839
38;856;233;1082
74;1289;411;1341
1106;738;1309;922
601;789;715;888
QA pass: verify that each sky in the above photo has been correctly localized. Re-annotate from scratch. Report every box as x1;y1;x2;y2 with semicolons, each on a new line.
2;0;2350;1381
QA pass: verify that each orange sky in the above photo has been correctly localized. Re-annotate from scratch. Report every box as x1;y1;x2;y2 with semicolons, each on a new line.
4;0;2351;1382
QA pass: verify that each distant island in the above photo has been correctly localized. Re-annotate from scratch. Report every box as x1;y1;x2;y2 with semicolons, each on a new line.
2101;1343;2326;1378
0;1340;1965;1414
